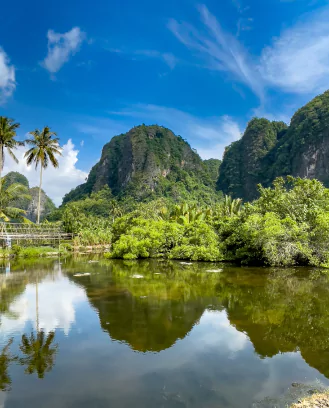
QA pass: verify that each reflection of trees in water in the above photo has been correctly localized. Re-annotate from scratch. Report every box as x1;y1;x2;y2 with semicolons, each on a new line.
0;331;58;391
69;259;223;352
0;338;15;391
72;260;329;377
215;268;329;378
19;331;58;379
0;260;62;387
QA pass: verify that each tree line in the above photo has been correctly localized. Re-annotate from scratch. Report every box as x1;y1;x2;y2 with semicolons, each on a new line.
0;117;62;223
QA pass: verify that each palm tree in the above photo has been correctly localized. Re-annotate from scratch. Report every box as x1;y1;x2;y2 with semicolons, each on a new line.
0;117;24;190
168;203;210;225
109;199;123;223
217;195;243;217
0;177;31;221
19;331;58;379
24;127;62;224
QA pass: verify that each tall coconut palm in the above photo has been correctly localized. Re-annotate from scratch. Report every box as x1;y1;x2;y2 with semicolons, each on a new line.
24;127;62;224
0;117;23;190
0;177;31;221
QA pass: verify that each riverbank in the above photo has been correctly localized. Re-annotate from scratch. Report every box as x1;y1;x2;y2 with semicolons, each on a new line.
0;244;110;259
291;392;329;407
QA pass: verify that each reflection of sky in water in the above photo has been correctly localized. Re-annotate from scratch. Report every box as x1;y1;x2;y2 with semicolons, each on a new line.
0;274;86;338
0;266;328;408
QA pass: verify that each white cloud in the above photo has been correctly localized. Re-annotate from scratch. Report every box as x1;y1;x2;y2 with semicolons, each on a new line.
0;47;15;103
3;139;88;206
42;27;86;74
168;5;264;99
169;4;329;98
260;8;329;94
109;104;242;160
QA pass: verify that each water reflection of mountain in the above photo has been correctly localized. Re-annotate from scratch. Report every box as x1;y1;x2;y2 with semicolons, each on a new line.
69;261;329;378
69;260;223;352
214;268;329;378
3;257;329;381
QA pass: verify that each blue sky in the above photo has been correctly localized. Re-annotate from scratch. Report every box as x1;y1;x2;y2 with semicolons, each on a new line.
1;0;329;204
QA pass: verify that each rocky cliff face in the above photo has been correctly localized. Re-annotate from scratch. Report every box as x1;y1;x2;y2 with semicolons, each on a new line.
4;172;56;222
26;187;56;223
265;90;329;185
63;125;217;204
217;119;287;200
218;90;329;201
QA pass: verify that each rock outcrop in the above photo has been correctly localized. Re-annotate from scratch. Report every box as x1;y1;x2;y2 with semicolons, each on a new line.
63;125;217;204
218;90;329;201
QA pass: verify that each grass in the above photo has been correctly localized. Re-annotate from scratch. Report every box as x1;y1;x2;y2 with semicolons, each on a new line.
14;246;60;258
0;245;69;259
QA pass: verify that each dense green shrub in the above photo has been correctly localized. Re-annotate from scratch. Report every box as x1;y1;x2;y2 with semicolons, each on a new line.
111;218;183;259
169;221;223;261
217;177;329;266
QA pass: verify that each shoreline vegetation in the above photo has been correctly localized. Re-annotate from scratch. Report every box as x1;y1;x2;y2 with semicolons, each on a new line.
2;116;329;267
0;244;110;259
2;176;329;267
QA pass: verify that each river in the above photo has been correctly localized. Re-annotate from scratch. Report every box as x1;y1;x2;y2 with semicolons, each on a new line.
0;257;328;407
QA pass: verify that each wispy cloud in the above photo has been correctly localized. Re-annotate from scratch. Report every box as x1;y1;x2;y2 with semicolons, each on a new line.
260;7;329;94
42;27;86;74
134;50;178;69
107;47;178;69
74;117;129;141
0;47;15;103
109;104;242;160
168;5;264;99
169;4;329;98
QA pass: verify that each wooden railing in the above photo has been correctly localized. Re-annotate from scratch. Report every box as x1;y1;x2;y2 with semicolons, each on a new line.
0;223;72;244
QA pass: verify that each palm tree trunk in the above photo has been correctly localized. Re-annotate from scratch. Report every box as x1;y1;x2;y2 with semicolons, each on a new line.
37;166;43;224
0;146;3;193
36;270;39;333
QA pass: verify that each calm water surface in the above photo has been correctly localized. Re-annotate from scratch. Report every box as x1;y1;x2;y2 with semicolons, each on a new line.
0;258;328;408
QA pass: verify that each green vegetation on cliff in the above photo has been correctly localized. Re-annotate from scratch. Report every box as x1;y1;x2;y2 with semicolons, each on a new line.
217;118;287;200
218;90;329;200
63;125;221;206
266;90;329;184
203;158;221;183
3;171;55;222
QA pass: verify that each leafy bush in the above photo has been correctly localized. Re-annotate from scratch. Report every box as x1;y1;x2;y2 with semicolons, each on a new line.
110;218;183;259
169;221;223;261
217;177;329;266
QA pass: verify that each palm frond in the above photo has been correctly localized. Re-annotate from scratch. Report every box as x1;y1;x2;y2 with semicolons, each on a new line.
7;148;19;164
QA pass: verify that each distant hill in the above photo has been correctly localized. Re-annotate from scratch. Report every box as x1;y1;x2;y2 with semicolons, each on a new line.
63;125;221;205
217;90;329;200
204;159;221;183
4;171;56;222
